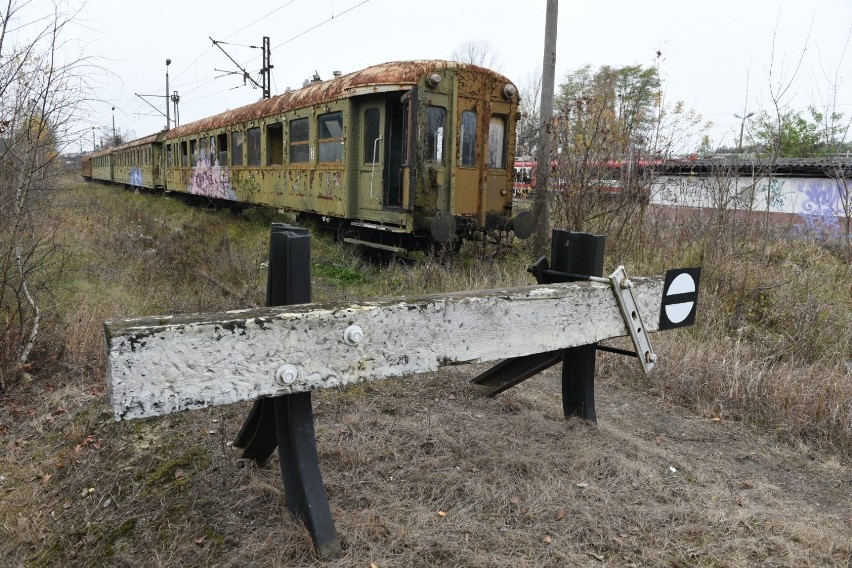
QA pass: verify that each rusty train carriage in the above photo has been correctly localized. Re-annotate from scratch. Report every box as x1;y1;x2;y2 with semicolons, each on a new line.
89;147;114;182
84;61;532;251
111;133;165;190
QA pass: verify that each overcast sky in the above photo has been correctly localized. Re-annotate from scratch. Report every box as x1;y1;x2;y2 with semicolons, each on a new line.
67;0;852;152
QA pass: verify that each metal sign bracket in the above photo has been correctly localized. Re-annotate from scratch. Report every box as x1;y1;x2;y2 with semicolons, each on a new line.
603;266;657;374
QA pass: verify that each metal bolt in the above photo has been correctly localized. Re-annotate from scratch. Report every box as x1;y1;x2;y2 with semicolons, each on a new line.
621;279;634;289
645;352;658;364
275;364;298;385
344;324;364;345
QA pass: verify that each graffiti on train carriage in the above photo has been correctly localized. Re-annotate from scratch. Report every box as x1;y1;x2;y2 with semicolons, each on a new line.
189;137;236;200
81;60;535;252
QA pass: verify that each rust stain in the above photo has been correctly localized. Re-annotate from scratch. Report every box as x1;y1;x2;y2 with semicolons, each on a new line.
163;61;514;141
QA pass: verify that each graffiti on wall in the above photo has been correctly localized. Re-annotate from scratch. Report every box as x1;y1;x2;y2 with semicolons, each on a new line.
188;139;237;200
759;178;786;210
130;167;143;188
794;178;849;239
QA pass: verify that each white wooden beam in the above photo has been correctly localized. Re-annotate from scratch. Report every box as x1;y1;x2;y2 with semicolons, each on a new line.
105;278;665;421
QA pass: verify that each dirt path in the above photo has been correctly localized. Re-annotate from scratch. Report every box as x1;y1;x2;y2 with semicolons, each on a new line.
1;363;850;567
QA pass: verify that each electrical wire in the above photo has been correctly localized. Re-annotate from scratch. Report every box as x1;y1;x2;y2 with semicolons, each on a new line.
223;0;298;41
272;0;370;50
128;0;369;125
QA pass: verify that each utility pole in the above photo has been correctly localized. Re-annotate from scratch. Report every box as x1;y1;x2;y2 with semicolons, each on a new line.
735;112;754;155
210;36;273;99
166;58;171;130
172;91;181;126
111;106;116;146
262;36;272;99
532;0;558;251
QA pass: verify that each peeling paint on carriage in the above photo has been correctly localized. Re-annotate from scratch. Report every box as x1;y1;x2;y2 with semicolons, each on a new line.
86;60;529;251
163;61;508;140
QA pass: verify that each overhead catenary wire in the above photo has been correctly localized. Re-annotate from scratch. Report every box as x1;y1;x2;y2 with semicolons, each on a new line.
271;0;370;51
124;0;370;128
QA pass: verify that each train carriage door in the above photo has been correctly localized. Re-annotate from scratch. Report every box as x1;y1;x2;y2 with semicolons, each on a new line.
356;100;385;214
455;98;483;217
384;88;415;209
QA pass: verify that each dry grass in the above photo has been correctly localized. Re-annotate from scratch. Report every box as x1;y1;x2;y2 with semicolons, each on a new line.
0;177;850;567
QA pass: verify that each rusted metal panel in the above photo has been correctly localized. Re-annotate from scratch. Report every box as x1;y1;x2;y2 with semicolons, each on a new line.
112;132;163;152
164;61;514;141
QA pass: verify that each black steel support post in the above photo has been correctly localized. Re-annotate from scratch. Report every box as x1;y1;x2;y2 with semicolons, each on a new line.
550;231;605;422
233;224;341;559
471;229;604;422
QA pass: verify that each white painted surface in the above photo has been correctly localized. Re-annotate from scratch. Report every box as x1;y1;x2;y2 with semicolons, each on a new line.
105;278;665;421
664;273;696;324
652;175;847;219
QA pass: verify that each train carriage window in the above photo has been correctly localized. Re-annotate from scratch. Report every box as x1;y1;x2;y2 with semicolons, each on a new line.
181;141;188;167
488;116;507;168
247;127;261;166
460;111;477;167
289;117;309;163
363;108;380;163
267;123;283;165
190;139;198;167
426;106;446;164
216;133;228;165
207;136;219;166
231;131;244;166
318;112;343;162
166;144;173;167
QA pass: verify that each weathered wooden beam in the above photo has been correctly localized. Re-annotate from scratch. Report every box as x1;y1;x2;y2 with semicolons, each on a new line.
105;278;665;421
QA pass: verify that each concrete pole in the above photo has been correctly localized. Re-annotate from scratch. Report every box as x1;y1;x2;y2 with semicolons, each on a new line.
165;59;171;130
532;0;558;251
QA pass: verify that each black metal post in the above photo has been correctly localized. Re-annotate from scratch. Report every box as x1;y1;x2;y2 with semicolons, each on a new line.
472;229;604;422
550;230;605;422
233;224;341;559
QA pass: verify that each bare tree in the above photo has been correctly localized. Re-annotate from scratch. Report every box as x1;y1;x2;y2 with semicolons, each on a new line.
548;63;705;257
1;0;91;388
815;26;852;251
516;68;542;158
450;40;503;70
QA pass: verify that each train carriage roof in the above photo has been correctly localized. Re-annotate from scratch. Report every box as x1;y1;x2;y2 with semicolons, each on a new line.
111;132;165;152
164;60;512;141
86;132;164;159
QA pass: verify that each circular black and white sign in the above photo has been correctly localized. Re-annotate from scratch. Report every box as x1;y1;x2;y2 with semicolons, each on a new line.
658;268;701;330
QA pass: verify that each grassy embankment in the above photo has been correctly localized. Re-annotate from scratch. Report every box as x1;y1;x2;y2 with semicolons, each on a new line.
0;176;849;566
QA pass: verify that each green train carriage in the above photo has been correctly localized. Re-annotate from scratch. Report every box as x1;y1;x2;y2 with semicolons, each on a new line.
111;133;165;190
160;60;531;250
89;147;114;183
